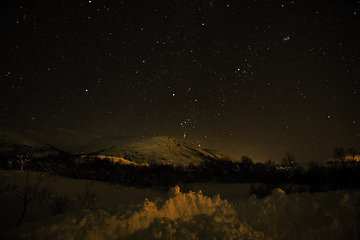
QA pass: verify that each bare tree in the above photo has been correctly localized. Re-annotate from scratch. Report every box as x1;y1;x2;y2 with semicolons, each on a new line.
241;156;253;166
332;148;347;165
15;170;58;226
78;181;97;208
281;153;297;168
17;154;32;171
347;148;358;162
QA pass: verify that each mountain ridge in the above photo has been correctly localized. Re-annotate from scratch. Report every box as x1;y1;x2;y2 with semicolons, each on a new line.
0;131;233;166
73;135;232;166
0;130;69;158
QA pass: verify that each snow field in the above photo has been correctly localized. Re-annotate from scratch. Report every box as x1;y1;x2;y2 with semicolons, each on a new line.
0;171;359;239
20;186;264;240
236;188;359;240
19;187;360;240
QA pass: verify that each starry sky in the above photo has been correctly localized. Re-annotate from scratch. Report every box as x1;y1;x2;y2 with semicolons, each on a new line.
1;0;359;163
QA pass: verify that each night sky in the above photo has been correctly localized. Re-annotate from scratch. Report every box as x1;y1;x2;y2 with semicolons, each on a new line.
1;0;359;163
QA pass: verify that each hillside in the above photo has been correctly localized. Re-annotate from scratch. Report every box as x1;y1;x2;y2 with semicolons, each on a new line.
73;135;231;166
0;130;68;158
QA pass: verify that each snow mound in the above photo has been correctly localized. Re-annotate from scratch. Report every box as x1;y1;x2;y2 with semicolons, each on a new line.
17;186;360;240
20;186;263;240
241;189;359;240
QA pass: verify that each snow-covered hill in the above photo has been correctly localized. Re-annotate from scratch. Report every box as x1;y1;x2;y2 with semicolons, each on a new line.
0;130;233;166
0;130;68;158
73;135;231;166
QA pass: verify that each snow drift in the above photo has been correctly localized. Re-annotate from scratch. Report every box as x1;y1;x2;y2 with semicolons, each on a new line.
18;186;359;240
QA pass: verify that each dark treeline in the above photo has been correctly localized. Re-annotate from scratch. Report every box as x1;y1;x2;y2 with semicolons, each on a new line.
1;148;360;194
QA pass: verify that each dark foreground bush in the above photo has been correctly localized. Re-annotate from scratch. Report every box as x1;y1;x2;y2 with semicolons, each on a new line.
49;195;70;216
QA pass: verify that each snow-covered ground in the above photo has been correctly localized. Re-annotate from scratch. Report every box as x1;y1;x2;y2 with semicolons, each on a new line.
0;170;359;239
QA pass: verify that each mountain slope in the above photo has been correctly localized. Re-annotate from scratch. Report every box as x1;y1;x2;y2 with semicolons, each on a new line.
74;135;228;166
0;130;69;158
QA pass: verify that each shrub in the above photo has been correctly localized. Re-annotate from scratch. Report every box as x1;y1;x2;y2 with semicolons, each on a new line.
78;181;97;207
49;195;70;216
15;170;58;226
